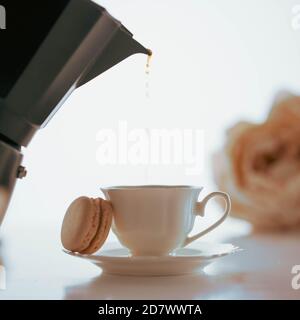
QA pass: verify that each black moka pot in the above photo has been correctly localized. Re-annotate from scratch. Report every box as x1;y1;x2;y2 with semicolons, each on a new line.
0;0;150;226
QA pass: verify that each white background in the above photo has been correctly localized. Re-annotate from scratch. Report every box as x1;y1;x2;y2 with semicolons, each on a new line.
1;0;300;300
2;0;300;231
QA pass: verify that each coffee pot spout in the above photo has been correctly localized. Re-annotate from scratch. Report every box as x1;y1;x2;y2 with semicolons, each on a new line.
77;26;151;87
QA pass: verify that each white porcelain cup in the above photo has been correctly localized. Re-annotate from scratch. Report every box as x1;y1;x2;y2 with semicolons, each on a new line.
101;185;231;256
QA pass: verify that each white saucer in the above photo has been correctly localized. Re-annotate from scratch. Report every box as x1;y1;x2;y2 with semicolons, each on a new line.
64;242;240;276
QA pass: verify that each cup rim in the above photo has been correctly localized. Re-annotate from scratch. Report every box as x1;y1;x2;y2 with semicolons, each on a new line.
101;185;203;191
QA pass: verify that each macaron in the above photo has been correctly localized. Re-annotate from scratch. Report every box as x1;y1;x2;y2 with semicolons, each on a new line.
61;196;113;254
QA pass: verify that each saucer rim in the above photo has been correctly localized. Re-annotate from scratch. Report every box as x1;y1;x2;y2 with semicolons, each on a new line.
63;244;241;262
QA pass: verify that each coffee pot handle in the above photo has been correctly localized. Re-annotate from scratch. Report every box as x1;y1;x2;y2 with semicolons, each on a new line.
183;192;231;247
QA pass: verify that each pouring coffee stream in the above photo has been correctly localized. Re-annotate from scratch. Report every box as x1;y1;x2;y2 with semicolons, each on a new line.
146;50;153;75
144;51;153;183
145;50;153;98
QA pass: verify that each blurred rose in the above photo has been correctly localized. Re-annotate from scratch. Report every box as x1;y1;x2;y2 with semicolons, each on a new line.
214;93;300;230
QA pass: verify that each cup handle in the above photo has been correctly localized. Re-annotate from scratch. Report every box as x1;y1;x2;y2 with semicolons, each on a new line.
183;192;231;247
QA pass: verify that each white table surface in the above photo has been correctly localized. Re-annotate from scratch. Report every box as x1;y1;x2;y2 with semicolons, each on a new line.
0;214;299;300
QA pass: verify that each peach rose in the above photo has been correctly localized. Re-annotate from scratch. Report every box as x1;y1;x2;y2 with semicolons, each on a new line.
214;93;300;230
